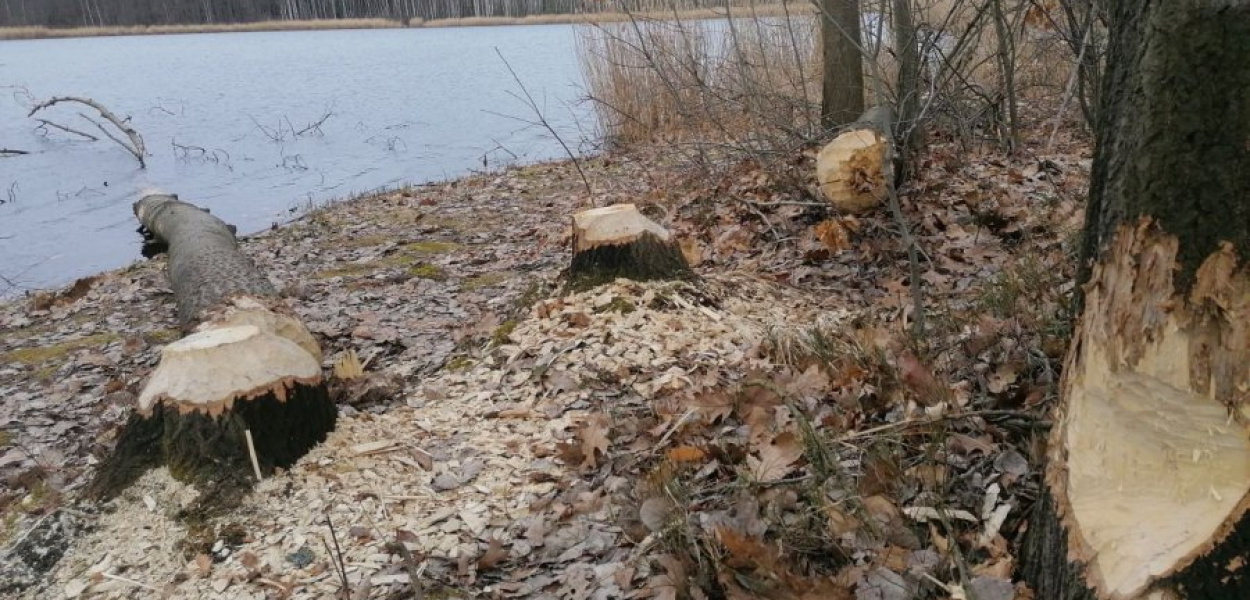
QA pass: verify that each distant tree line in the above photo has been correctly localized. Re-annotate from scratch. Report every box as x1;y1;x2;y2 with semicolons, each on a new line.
0;0;752;28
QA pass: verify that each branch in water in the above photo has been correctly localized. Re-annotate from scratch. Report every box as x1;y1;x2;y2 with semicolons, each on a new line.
29;95;146;168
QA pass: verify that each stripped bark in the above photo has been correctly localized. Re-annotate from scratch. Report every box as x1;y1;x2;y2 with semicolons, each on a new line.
1021;2;1250;598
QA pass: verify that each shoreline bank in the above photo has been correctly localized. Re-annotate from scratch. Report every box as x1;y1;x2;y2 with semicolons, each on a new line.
0;5;814;40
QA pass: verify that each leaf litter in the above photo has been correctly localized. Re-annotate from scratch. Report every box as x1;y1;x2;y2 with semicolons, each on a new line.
1;119;1089;599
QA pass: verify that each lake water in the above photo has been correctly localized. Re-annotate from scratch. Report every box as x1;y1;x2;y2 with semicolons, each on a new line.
0;25;594;294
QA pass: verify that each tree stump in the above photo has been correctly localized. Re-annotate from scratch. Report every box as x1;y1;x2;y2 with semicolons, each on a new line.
567;204;693;291
816;105;893;214
89;194;335;502
1020;2;1250;598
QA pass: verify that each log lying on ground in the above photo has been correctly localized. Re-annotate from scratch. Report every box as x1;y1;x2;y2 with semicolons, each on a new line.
567;203;693;290
816;105;893;214
89;194;335;502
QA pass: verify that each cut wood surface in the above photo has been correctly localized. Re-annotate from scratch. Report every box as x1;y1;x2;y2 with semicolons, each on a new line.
568;203;692;289
88;193;334;504
1021;2;1250;598
816;105;893;213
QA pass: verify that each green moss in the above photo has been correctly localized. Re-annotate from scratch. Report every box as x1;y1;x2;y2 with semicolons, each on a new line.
0;511;17;546
145;328;182;344
491;320;518;346
445;356;476;371
314;263;376;280
407;263;447;280
0;430;11;446
463;272;509;291
402;241;460;255
1;332;119;366
594;296;637;314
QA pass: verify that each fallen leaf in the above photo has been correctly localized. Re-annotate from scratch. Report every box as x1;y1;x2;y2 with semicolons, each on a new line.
578;414;611;469
666;446;706;463
747;432;802;482
477;537;508;570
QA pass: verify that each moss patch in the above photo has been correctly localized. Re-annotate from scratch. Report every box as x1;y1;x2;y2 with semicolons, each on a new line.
445;356;476;371
407;263;447;280
314;262;376;280
402;240;460;255
594;296;637;315
491;320;518;346
463;272;510;291
1;332;119;366
339;234;391;249
144;328;182;344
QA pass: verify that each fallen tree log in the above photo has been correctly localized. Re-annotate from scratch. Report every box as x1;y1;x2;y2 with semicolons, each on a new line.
567;203;693;290
815;105;894;214
89;194;335;502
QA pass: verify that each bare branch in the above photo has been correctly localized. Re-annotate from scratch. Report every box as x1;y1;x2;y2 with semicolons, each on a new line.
29;96;146;167
34;118;99;141
495;47;594;201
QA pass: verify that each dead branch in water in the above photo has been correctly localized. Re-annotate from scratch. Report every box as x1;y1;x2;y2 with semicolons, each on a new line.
28;96;146;167
34;118;99;141
0;148;29;156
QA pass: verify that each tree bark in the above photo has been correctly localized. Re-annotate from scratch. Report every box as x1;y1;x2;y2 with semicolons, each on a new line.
1021;2;1250;599
567;203;692;291
820;0;865;129
89;194;335;506
890;0;924;173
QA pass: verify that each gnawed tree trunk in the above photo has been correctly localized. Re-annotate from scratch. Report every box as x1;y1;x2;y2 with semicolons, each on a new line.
820;0;865;129
89;194;335;503
1021;2;1250;599
567;204;692;291
816;105;892;214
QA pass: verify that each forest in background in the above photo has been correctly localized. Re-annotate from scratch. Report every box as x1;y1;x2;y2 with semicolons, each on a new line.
0;0;765;28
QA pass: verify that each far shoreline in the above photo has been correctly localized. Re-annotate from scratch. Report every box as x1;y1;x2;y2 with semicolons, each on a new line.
0;5;814;41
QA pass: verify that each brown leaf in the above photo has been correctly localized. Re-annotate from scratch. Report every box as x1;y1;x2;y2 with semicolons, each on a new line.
747;432;802;482
578;414;611;469
666;446;706;463
194;553;212;578
814;219;853;253
477;537;508;570
238;551;259;570
898;351;947;405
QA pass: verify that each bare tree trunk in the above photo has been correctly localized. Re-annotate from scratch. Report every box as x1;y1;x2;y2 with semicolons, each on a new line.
891;0;924;174
1021;2;1250;599
820;0;865;129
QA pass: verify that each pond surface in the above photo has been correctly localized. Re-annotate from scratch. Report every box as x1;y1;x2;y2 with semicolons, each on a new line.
0;25;593;294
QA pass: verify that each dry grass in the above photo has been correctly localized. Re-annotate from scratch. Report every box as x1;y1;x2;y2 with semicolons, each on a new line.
576;0;1076;152
0;5;816;40
579;10;823;149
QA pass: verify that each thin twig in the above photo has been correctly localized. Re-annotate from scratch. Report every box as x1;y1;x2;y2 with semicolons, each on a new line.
0;148;30;156
34;118;98;141
324;514;351;599
494;47;594;202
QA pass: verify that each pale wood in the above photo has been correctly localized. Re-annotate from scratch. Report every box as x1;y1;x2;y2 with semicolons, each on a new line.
573;204;672;253
816;106;893;214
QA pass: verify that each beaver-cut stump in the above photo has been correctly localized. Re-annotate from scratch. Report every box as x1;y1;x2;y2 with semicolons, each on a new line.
88;193;335;502
567;203;692;291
